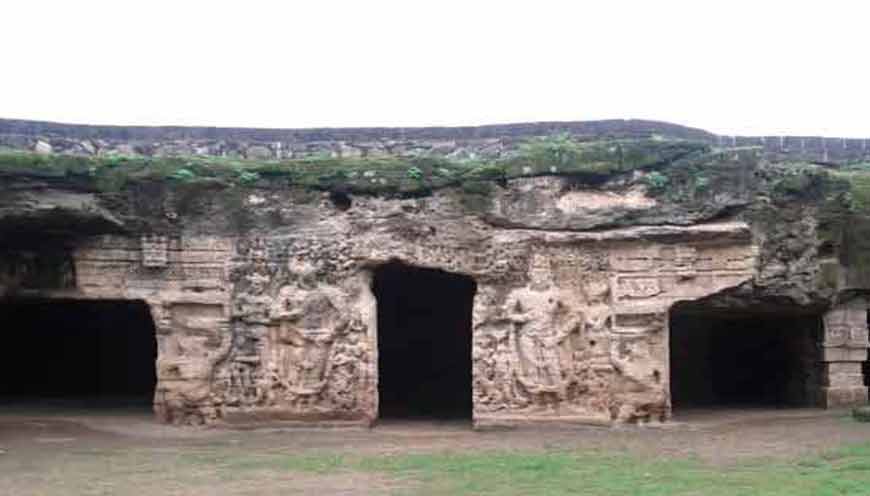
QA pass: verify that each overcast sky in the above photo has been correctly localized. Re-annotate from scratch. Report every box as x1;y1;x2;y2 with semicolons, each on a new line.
2;1;868;136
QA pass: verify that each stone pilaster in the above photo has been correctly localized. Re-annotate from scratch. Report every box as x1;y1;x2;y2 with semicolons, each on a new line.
820;299;869;407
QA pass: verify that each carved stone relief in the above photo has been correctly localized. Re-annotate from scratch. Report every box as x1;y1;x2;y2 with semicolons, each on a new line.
153;302;230;424
473;238;755;427
50;219;759;427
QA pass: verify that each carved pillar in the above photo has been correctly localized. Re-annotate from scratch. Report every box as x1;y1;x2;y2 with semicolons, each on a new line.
820;298;869;407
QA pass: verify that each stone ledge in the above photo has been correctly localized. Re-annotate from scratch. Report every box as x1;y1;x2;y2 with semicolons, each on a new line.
221;408;374;428
492;221;753;244
473;414;614;430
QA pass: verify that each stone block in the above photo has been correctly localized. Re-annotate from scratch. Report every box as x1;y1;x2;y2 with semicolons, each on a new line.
821;347;868;362
821;362;867;390
821;386;869;408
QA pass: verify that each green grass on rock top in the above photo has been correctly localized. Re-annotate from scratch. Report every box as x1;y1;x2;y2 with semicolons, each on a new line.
0;136;708;196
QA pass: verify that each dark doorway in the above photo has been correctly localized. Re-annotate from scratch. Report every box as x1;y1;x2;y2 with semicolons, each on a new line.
373;261;476;420
669;308;821;411
0;299;157;409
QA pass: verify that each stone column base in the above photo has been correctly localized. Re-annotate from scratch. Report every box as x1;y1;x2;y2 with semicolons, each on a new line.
821;386;869;408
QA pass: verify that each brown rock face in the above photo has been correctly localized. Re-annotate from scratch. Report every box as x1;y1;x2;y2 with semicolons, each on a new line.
1;118;868;427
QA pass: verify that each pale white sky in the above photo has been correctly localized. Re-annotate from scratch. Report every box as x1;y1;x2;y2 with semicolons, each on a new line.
2;1;869;137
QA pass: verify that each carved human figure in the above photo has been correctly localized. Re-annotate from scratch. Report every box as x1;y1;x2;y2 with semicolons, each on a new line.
507;291;581;412
472;335;497;409
491;330;517;406
327;322;368;411
267;287;351;410
269;322;335;408
235;271;272;324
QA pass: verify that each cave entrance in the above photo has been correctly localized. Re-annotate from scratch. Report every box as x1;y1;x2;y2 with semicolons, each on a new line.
0;298;157;411
669;306;822;413
373;261;476;420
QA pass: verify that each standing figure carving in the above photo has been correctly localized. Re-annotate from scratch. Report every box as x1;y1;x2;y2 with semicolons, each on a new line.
264;284;368;415
507;289;581;413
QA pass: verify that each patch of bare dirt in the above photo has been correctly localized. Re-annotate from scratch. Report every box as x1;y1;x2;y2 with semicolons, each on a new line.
2;407;870;495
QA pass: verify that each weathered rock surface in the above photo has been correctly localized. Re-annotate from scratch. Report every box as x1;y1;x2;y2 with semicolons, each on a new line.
1;118;868;427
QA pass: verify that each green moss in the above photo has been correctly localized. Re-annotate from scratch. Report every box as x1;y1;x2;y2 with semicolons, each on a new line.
775;166;870;288
502;136;708;178
646;147;757;204
833;170;870;215
642;171;669;193
818;261;841;291
236;170;261;185
225;189;255;232
771;166;832;201
169;168;197;182
457;180;495;211
0;137;708;198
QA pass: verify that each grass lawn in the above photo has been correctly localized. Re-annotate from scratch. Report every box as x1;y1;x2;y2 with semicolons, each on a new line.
128;441;870;495
4;416;870;495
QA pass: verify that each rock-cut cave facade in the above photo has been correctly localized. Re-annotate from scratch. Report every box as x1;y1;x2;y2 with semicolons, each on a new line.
0;118;868;427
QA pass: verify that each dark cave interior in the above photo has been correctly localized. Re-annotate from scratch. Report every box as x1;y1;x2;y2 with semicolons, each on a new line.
0;298;157;409
373;262;476;420
670;308;822;410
